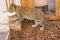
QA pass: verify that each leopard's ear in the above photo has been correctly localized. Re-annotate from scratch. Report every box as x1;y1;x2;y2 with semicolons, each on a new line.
10;3;17;9
9;3;15;7
11;3;14;5
14;5;17;9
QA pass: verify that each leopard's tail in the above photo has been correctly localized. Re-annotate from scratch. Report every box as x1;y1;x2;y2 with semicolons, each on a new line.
44;19;59;29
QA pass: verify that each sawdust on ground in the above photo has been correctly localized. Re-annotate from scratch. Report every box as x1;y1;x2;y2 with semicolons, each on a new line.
8;17;60;40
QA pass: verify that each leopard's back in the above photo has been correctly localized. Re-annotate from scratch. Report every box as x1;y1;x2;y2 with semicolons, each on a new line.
8;4;44;21
13;5;44;25
20;8;44;21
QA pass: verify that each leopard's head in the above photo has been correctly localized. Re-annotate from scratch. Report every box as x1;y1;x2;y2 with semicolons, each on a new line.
8;3;17;13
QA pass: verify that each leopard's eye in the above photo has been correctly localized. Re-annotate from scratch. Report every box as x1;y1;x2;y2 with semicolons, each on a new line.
10;12;13;13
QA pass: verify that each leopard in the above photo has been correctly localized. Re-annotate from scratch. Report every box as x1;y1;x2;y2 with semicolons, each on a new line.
8;3;59;30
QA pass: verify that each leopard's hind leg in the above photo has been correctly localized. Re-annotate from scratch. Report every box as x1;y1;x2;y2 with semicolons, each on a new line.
32;21;38;27
39;23;44;30
32;20;44;30
34;18;44;30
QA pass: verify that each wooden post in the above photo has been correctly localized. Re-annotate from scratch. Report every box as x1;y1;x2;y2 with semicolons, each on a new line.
6;0;14;11
56;0;60;17
21;0;33;8
21;0;27;8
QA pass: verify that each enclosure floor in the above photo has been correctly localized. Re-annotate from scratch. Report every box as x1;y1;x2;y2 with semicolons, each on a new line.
8;15;60;40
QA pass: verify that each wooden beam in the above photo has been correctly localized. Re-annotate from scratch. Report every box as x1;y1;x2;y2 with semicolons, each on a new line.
56;0;60;16
26;0;33;8
45;15;60;21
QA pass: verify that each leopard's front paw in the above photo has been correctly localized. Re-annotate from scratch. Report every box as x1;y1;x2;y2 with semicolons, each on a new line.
40;27;44;30
32;24;37;27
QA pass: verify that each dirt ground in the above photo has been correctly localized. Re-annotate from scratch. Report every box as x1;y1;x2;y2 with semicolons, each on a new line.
8;15;60;40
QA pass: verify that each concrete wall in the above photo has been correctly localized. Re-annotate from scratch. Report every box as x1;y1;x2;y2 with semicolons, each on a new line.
0;0;7;12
